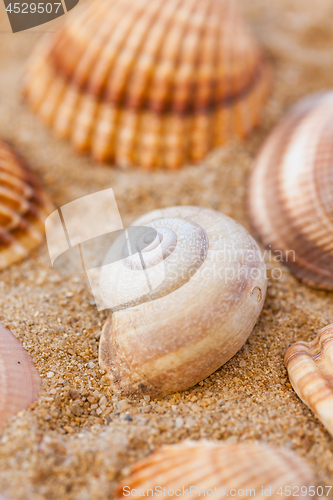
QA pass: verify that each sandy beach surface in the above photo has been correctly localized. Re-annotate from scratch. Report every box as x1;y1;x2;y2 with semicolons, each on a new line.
0;0;333;498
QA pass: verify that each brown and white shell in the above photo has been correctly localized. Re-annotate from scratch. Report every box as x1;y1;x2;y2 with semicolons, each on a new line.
248;92;333;290
116;441;315;499
0;140;53;270
99;206;267;397
23;0;271;169
249;92;333;290
285;323;333;437
0;323;41;428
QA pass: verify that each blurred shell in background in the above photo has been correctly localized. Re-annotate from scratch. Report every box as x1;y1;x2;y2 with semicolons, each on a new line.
116;441;315;499
23;0;271;169
0;140;53;270
285;323;333;437
248;92;333;290
0;323;41;428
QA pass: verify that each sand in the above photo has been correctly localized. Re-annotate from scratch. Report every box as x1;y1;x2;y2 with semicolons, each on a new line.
0;0;333;498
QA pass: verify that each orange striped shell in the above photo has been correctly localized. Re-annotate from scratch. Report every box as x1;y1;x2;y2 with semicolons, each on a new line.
24;0;271;169
116;441;315;499
0;140;53;270
248;92;333;290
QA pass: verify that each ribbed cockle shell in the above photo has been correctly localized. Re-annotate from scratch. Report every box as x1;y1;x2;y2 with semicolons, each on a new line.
99;206;267;397
24;0;271;169
116;441;315;499
0;323;41;428
0;140;53;270
285;323;333;437
248;92;333;290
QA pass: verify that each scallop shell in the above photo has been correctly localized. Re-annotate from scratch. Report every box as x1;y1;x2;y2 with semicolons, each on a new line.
23;0;271;169
0;323;41;428
99;206;267;397
116;441;315;499
248;92;333;290
0;140;53;270
285;323;333;437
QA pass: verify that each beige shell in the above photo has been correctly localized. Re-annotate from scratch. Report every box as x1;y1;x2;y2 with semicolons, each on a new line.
99;206;267;397
23;0;271;169
0;139;53;270
116;440;315;499
285;323;333;437
248;92;333;290
0;323;41;428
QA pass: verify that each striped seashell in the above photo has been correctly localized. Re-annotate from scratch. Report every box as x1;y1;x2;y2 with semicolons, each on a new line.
23;0;271;169
0;323;41;428
285;323;333;437
116;441;315;499
0;140;53;270
248;91;333;290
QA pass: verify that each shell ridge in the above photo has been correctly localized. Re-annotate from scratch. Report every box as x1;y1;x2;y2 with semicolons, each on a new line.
119;0;185;167
285;324;333;436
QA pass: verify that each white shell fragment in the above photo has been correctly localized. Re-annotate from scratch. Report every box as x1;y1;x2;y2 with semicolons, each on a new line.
285;323;333;437
0;323;41;428
116;441;315;499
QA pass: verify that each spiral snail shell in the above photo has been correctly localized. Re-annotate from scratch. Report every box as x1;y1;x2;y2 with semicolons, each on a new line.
99;206;267;397
248;92;333;290
0;323;41;428
23;0;271;169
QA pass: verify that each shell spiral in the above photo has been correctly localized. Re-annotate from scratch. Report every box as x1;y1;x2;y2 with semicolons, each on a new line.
0;140;53;270
23;0;271;169
99;206;267;397
116;441;315;499
248;92;333;290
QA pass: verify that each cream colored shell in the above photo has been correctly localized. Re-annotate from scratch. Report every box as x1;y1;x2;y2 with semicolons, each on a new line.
285;323;333;437
99;206;266;397
0;140;53;270
0;323;41;428
248;92;333;290
23;0;271;169
116;440;315;499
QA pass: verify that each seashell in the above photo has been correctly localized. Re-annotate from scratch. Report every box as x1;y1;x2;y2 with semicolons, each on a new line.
23;0;271;170
248;91;333;290
99;206;267;397
116;440;315;499
0;323;41;428
285;323;333;437
0;139;53;270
